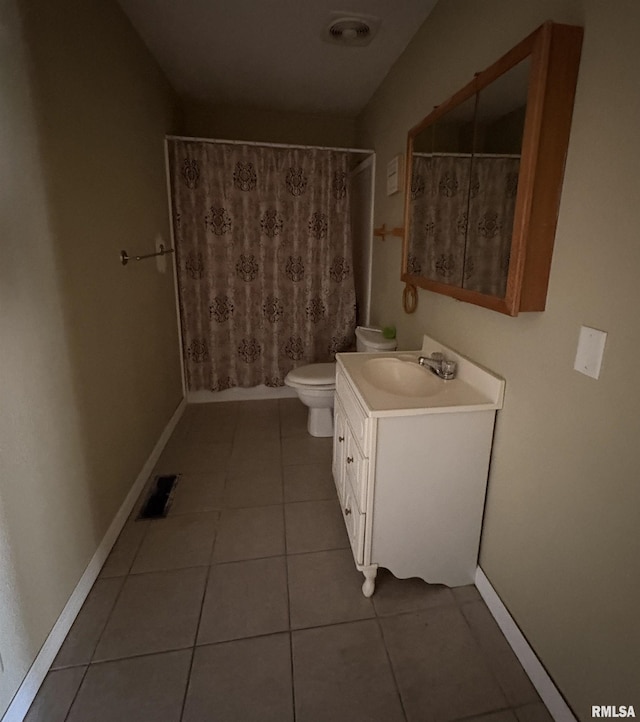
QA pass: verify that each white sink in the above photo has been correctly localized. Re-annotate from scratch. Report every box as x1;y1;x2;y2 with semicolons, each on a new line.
360;357;441;397
336;336;505;415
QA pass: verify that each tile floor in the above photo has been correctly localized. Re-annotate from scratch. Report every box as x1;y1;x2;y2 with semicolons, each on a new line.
26;399;552;722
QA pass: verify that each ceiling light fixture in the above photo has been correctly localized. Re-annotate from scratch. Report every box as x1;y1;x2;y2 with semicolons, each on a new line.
323;12;380;47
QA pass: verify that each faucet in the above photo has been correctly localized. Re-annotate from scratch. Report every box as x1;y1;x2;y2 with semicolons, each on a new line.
418;352;457;380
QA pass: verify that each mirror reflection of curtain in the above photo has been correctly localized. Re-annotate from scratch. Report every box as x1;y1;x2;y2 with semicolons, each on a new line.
409;154;471;287
407;155;431;277
168;140;356;392
409;154;519;296
464;156;520;297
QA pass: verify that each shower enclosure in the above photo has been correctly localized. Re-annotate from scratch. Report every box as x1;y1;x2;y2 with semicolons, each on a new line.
166;138;373;398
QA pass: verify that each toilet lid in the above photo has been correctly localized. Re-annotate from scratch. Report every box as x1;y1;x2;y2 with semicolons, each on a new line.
287;362;336;386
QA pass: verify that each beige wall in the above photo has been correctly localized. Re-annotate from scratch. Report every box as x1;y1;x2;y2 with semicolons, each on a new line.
180;99;359;148
0;0;182;714
358;1;640;718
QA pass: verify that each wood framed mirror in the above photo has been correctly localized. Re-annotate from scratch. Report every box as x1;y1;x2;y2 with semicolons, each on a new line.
402;22;583;316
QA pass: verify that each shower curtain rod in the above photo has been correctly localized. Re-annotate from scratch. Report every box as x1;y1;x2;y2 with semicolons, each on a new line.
413;151;521;159
166;134;374;155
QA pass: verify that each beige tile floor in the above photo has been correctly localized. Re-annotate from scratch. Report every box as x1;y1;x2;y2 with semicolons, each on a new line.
25;399;553;722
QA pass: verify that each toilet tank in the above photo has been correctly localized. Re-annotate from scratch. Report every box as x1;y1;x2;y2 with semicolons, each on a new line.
355;326;398;352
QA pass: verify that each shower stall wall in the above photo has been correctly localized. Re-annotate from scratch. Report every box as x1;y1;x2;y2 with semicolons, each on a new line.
166;137;372;396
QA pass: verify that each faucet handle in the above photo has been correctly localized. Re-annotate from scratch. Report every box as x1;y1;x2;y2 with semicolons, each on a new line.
430;352;445;362
441;359;457;379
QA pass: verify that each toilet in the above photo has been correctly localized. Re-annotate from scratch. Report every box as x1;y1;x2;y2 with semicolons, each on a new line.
284;327;398;437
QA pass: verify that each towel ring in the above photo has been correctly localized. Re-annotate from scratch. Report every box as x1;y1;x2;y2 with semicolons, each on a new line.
402;283;418;314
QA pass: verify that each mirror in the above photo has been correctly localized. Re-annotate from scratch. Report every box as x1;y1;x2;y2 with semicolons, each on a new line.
402;22;583;315
464;59;528;298
408;94;476;289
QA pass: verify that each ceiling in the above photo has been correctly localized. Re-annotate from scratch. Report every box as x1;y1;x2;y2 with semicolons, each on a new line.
116;0;438;116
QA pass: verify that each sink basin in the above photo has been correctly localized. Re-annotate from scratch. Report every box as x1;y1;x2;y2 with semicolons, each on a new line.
360;358;441;397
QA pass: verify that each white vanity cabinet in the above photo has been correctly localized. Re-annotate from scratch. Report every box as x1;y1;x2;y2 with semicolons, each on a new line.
332;336;505;597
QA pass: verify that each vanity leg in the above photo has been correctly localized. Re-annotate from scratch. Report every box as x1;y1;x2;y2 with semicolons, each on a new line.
361;567;377;598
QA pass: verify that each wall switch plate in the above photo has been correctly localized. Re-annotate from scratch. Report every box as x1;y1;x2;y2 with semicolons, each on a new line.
574;326;607;379
386;154;403;196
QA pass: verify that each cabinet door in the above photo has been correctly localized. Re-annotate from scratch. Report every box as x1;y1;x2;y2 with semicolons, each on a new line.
336;369;369;450
341;478;366;566
344;430;368;512
332;400;346;504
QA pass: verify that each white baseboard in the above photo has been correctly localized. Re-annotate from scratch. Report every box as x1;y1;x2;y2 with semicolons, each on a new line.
2;398;186;722
188;385;297;403
475;567;576;722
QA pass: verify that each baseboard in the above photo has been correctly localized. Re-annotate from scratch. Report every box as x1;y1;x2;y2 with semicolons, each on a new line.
188;385;297;403
2;398;186;722
475;567;576;722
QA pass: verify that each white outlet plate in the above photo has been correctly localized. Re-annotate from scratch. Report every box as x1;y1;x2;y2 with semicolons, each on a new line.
574;326;607;379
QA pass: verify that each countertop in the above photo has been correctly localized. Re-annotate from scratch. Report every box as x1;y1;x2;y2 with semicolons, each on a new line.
336;336;505;417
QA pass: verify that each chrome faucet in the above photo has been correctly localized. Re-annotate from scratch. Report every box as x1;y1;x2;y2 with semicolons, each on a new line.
418;352;457;380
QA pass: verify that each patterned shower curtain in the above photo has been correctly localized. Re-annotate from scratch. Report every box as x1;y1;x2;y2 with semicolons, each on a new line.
408;154;519;297
167;140;356;392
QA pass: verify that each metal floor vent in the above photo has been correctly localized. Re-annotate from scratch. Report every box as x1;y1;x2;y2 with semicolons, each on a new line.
138;474;178;519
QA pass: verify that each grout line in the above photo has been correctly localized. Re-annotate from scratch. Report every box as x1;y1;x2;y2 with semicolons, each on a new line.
122;562;214;577
61;662;90;722
279;407;297;722
288;615;377;635
283;545;352;559
178;649;196;722
286;542;351;556
80;644;198;668
178;559;214;721
373;614;409;722
193;629;293;652
451;704;515;722
164;507;224;517
179;410;233;722
207;552;286;567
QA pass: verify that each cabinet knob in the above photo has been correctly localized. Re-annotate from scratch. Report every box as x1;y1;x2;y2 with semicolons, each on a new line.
346;456;353;464
345;507;352;516
338;436;344;442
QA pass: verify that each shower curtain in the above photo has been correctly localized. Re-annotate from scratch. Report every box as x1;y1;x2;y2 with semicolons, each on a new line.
167;140;356;392
409;154;519;297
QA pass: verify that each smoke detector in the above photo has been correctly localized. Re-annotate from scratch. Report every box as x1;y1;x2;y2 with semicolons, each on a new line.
323;12;380;47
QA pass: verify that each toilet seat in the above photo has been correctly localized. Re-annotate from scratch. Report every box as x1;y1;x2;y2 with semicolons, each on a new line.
285;362;336;388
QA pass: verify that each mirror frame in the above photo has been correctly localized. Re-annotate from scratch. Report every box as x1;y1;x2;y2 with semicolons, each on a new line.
401;21;583;316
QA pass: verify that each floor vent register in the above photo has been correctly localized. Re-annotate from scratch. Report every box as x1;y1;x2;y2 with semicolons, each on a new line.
138;474;178;519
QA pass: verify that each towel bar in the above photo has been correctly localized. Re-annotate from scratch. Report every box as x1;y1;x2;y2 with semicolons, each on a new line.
120;244;175;266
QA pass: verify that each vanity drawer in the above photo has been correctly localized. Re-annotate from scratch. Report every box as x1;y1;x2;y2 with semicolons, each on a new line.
336;368;369;452
341;478;365;566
